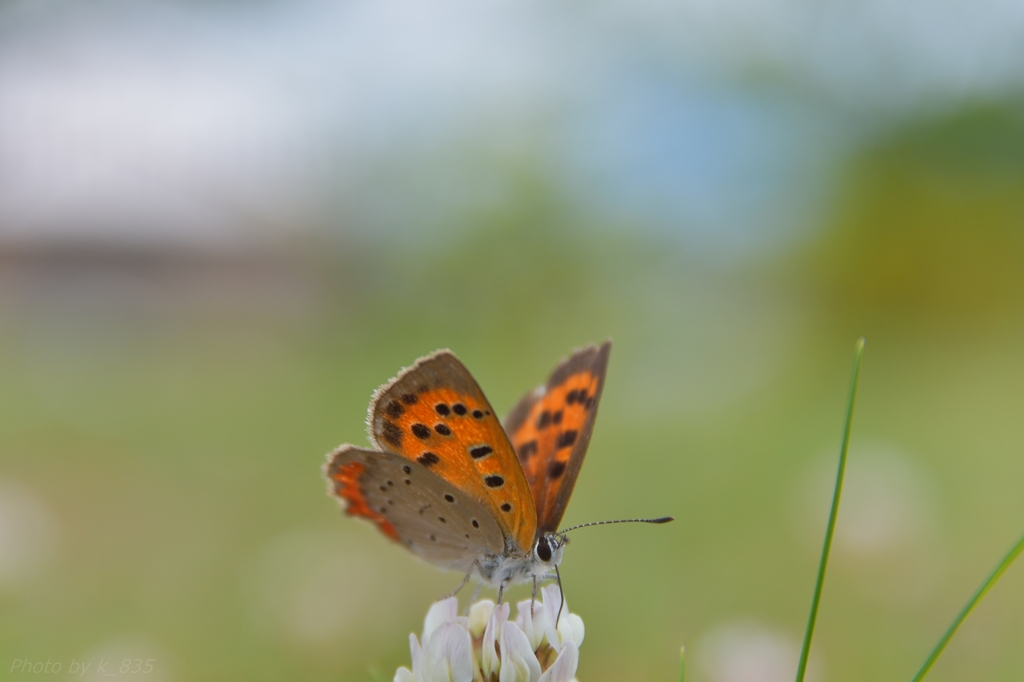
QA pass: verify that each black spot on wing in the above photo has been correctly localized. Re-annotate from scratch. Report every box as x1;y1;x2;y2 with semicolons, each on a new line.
411;423;431;439
517;440;538;460
434;424;452;436
444;494;455;503
470;445;493;459
418;452;440;467
400;393;418;405
556;430;578;449
552;410;563;425
381;421;403;447
548;461;566;478
484;475;505;488
385;401;404;418
500;503;512;512
536;411;551;430
452;403;467;415
472;409;484;419
435;403;450;416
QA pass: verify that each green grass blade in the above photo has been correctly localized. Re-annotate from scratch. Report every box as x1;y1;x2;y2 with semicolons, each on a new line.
794;338;865;682
910;530;1024;682
679;646;686;682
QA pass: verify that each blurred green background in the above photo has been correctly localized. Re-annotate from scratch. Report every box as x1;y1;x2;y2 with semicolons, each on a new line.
2;2;1024;681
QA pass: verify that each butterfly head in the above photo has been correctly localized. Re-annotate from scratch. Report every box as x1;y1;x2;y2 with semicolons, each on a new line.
534;532;568;568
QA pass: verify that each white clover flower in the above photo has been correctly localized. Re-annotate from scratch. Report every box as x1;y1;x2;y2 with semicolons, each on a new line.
394;588;583;682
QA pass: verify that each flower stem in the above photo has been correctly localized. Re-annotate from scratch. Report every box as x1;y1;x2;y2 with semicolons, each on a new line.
910;530;1024;682
794;338;864;682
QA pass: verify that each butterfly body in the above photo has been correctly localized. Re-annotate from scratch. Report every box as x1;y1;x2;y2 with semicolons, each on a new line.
325;343;609;593
476;537;565;588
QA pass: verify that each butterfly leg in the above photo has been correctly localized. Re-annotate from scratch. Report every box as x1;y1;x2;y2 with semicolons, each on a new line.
461;570;485;615
442;562;478;600
530;575;539;616
496;579;509;605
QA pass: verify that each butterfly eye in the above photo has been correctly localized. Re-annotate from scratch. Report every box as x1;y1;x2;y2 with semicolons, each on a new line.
536;537;552;562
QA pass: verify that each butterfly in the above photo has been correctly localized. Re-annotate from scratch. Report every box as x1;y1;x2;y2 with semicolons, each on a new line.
324;342;668;601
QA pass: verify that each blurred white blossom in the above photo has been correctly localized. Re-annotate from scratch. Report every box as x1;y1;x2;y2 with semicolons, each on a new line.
697;619;821;682
0;480;59;591
395;587;582;682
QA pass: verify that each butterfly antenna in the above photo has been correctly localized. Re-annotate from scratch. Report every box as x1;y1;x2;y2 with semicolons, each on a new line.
558;516;674;534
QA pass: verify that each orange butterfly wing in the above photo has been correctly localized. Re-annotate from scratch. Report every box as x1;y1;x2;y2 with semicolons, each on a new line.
368;350;538;552
504;342;611;533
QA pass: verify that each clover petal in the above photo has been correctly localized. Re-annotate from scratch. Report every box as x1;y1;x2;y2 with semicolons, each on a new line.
482;601;509;678
469;599;496;639
499;620;542;682
423;622;474;682
539;641;579;682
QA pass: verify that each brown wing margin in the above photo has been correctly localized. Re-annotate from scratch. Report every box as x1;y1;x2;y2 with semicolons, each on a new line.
504;341;611;533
